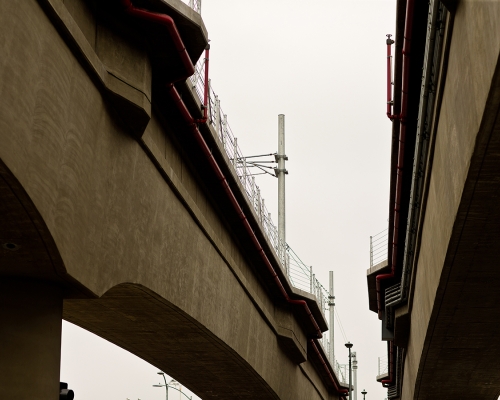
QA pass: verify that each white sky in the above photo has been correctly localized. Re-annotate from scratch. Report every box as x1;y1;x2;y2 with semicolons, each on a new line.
61;1;396;399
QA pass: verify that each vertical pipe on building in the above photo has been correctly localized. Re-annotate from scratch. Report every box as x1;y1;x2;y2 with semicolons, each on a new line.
329;271;335;364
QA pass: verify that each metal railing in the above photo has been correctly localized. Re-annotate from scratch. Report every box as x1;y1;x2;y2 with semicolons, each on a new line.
181;0;201;13
378;355;389;377
190;57;325;299
189;53;349;385
370;228;388;268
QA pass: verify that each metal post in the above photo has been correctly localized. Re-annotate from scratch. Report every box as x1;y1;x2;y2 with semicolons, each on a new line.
329;271;335;364
214;95;220;136
277;114;286;263
349;347;352;400
257;186;262;222
251;176;256;209
261;198;265;224
243;158;247;187
345;343;353;400
233;137;238;171
310;266;313;294
369;235;373;268
222;114;227;148
353;352;358;400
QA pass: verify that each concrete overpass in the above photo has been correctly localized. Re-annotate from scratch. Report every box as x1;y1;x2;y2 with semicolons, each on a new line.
367;0;500;399
0;0;346;398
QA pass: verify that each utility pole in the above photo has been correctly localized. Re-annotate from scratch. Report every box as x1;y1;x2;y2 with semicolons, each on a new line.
329;271;335;364
353;352;358;400
345;342;353;400
276;114;287;265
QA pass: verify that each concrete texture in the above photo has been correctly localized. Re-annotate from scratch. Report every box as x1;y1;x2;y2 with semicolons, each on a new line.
386;1;500;398
0;280;63;400
0;0;340;398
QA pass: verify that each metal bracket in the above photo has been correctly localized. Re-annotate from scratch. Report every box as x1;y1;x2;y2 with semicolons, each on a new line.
274;154;289;162
274;168;288;177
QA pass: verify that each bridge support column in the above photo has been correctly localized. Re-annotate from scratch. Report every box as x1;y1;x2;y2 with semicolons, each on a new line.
0;279;63;400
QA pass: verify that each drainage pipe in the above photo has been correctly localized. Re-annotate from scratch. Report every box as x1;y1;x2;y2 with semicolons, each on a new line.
122;0;194;77
121;3;351;394
376;0;416;387
310;339;349;398
375;0;416;322
122;0;325;345
400;0;441;301
167;83;322;337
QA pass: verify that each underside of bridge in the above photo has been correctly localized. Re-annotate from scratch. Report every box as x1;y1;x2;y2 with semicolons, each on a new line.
367;0;500;399
0;0;345;399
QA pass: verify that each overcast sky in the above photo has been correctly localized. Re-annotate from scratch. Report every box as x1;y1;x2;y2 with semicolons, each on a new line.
61;1;396;399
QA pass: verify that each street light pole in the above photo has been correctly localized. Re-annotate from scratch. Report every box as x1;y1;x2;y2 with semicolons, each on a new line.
345;342;353;400
153;373;193;400
361;389;367;400
155;372;168;400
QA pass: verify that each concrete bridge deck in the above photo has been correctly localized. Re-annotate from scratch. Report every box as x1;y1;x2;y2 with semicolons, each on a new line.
0;0;344;399
367;1;500;399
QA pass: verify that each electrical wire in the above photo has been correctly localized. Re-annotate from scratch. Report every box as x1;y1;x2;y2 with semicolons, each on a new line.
334;308;349;344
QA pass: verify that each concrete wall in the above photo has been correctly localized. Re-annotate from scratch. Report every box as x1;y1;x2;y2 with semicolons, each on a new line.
399;1;500;399
0;0;340;398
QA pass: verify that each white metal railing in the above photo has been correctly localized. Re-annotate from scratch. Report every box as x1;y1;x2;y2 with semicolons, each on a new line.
370;228;388;268
190;55;351;383
181;0;201;13
190;57;326;300
378;355;389;376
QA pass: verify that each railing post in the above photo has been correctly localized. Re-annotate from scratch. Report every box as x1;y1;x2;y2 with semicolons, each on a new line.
370;235;373;268
242;158;247;187
257;186;262;222
233;137;237;171
251;176;256;210
310;266;313;294
223;114;228;149
214;95;220;136
261;198;265;224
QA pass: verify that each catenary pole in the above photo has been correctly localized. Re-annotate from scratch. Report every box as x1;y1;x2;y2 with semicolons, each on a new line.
277;114;286;264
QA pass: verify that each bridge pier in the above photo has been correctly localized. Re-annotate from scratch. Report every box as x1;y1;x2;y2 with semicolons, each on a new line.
0;279;63;400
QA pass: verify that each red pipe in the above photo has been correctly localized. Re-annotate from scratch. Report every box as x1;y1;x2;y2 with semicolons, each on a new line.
168;84;322;337
386;34;396;120
376;0;415;320
122;4;338;386
122;1;352;394
310;339;349;398
376;0;415;388
122;0;194;77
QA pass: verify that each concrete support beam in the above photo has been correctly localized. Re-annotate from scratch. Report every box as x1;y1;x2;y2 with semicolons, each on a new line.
0;280;63;400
